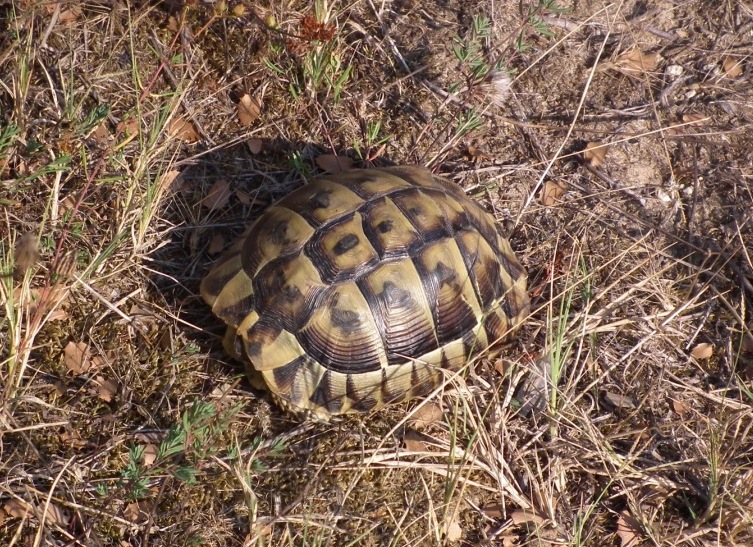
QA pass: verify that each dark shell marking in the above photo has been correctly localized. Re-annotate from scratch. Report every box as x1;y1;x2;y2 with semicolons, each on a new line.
201;166;529;419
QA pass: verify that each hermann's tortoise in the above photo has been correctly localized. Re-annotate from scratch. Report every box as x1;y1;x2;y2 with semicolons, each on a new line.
201;166;529;420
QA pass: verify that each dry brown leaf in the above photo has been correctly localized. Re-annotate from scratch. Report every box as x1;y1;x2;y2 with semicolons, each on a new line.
47;308;68;322
247;137;263;154
408;402;444;429
482;502;505;519
35;502;70;527
13;232;40;276
45;2;82;26
95;376;118;402
238;94;262;126
157;170;183;198
542;181;565;206
583;141;608;167
616;49;658;73
316;154;354;174
117;118;139;137
59;428;86;449
135;431;163;444
3;499;31;519
91;122;112;144
510;510;545;526
123;501;148;524
236;190;255;206
672;399;690;418
616;510;643;547
467;144;491;160
682;113;707;126
208;233;226;255
742;330;753;353
722;57;744;78
200;179;232;210
604;391;636;409
443;517;463;542
64;341;93;375
403;435;426;452
168;117;199;143
403;431;427;452
690;342;713;359
142;444;159;467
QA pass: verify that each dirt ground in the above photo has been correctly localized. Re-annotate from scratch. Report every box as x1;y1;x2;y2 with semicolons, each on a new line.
1;1;752;545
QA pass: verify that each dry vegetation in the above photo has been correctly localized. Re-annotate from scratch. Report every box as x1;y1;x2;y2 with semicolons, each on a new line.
1;0;752;545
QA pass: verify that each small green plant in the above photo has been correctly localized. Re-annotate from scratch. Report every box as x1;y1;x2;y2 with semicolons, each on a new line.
453;108;484;139
515;0;569;52
289;150;313;180
119;399;243;499
452;15;501;82
353;119;390;161
265;10;352;105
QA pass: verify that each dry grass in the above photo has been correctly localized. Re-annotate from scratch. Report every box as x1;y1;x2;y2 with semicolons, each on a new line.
1;0;752;545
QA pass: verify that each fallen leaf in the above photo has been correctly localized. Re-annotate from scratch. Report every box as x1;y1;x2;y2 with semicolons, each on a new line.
247;137;263;154
616;49;658;73
168;117;199;143
134;431;163;444
604;391;636;409
47;309;68;323
672;399;690;418
235;190;256;206
616;510;642;547
238;94;262;126
64;341;93;375
45;2;81;26
403;431;427;452
583;141;608;167
542;181;565;206
404;438;426;452
13;232;40;276
91;122;112;144
208;233;226;255
117;118;139;137
3;499;31;519
510;510;545;526
722;57;744;78
467;144;491;160
682;113;707;126
123;501;148;524
316;154;354;174
690;342;713;359
156;170;183;198
142;444;159;467
35;502;70;527
59;429;86;449
408;402;444;429
95;376;118;402
443;517;463;542
742;331;753;353
200;179;232;210
482;502;505;519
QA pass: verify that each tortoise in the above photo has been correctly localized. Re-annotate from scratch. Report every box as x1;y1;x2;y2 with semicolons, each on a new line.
201;165;529;420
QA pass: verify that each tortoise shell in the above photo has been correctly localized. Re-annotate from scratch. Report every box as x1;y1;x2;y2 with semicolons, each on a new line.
201;166;529;419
